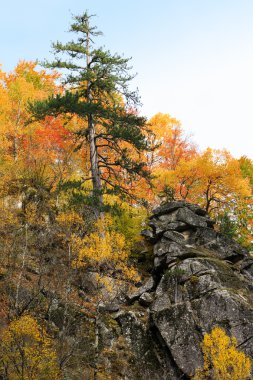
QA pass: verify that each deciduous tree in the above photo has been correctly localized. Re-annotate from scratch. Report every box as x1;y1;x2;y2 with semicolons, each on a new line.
148;113;197;169
0;314;59;379
194;326;252;380
155;149;250;216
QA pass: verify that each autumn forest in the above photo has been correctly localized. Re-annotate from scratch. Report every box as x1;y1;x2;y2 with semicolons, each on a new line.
0;11;252;380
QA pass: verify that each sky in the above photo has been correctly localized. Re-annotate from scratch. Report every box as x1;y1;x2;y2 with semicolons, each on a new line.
1;0;253;159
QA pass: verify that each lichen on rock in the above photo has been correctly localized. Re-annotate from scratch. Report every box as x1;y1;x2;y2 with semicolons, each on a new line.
115;201;253;379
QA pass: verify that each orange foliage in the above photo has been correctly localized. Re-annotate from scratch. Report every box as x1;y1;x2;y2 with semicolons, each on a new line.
148;113;197;169
154;148;251;214
0;61;59;159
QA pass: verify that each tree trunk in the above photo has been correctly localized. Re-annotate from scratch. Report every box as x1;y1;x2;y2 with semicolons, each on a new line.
86;24;103;217
15;224;28;313
93;313;99;380
88;115;103;216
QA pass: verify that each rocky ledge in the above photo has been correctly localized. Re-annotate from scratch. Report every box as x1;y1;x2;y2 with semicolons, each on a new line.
113;201;253;379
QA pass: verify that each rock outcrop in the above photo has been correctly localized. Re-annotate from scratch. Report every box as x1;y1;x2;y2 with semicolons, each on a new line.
114;201;253;379
11;201;251;379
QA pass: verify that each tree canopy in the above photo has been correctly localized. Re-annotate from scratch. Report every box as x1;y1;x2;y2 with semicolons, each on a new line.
29;12;151;216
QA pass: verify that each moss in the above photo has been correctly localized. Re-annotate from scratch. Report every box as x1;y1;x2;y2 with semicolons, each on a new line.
184;256;247;292
99;336;134;379
222;287;253;306
132;245;154;274
190;275;200;285
164;267;186;280
102;314;120;332
118;304;149;327
199;256;232;270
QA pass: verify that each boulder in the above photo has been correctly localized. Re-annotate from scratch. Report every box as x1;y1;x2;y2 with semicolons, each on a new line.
126;277;155;303
139;292;154;307
176;207;208;228
120;202;253;378
152;201;207;218
163;230;187;245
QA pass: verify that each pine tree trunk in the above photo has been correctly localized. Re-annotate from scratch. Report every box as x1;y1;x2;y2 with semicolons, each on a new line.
88;115;103;216
86;25;103;217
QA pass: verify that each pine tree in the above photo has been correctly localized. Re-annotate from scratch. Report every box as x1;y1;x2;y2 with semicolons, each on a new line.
29;12;150;216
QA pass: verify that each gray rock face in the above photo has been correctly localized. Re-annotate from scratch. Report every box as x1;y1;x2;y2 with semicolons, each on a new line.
163;230;186;245
114;310;184;380
152;201;207;218
118;201;253;379
139;292;154;307
126;277;155;303
176;207;208;227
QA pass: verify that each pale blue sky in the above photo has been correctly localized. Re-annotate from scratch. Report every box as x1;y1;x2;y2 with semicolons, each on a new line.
1;1;253;158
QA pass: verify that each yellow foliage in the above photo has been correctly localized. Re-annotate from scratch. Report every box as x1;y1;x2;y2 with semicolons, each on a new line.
194;326;252;380
72;214;140;283
0;314;60;380
56;210;84;232
104;194;148;247
0;203;19;229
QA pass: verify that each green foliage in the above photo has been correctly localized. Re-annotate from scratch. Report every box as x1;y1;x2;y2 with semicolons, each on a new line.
28;92;99;122
239;155;253;189
158;184;176;203
217;212;237;239
28;12;151;207
1;10;253;380
105;198;147;250
164;267;186;282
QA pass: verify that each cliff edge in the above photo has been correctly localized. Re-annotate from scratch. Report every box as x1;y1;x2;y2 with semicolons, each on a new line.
114;201;253;379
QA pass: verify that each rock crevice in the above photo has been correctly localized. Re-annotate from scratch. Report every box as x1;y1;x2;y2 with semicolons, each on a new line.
120;201;253;378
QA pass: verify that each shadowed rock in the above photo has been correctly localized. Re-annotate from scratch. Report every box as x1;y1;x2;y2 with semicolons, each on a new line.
118;201;253;378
